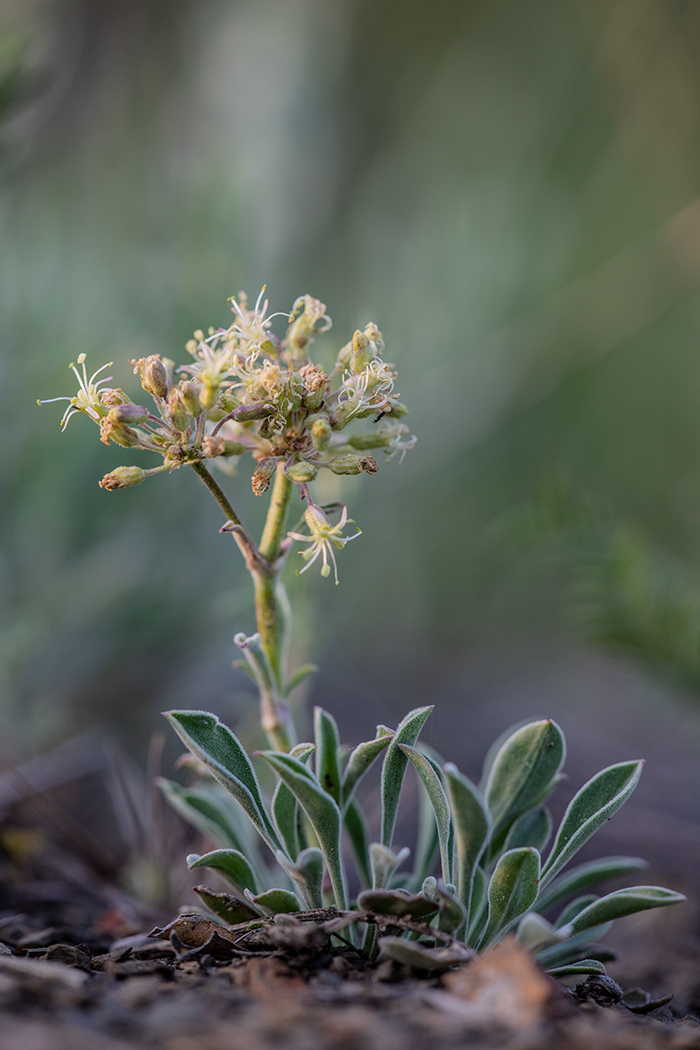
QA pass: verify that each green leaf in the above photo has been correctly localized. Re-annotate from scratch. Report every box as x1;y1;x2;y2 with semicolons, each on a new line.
444;763;491;923
540;762;644;888
257;750;346;909
547;959;607;977
157;778;249;852
479;847;541;948
314;707;342;804
276;847;325;909
516;912;561;953
369;842;410;889
399;744;451;883
380;706;433;848
284;664;318;697
245;887;302;916
378;937;472;971
555;894;598;929
271;743;315;860
467;866;488;945
479;718;537;790
422;877;467;934
192;885;260;923
535;923;613;967
536;855;647;913
483;720;566;841
164;711;281;852
357;888;439;921
344;798;372;888
341;730;393;810
413;775;440;887
187;849;259;896
558;886;686;938
503;807;552;853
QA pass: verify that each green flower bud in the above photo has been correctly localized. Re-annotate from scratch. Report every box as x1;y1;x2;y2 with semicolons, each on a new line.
311;417;332;451
109;404;149;426
285;460;319;483
233;401;275;422
328;454;378;475
217;392;240;413
200;378;220;410
99;417;141;447
351;330;372;373
167;389;189;431
99;466;145;490
221;440;246;456
384;400;409;418
179;380;201;417
347;432;390;450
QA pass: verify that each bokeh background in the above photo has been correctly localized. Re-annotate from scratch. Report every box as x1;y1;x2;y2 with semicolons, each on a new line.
3;0;700;961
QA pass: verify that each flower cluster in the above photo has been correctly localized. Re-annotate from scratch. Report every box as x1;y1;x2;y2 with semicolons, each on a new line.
40;290;416;579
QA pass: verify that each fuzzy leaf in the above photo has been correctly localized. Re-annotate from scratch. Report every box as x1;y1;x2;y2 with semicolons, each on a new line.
271;743;315;860
257;750;346;909
358;888;439;921
467;866;488;945
444;763;491;922
164;711;280;852
284;664;318;697
535;924;613;967
399;744;451;883
422;877;467;934
503;807;552;853
342;731;393;810
536;855;647;913
314;707;342;804
192;886;260;923
244;887;302;916
378;937;473;971
558;886;686;938
479;847;540;948
370;842;410;889
380;706;433;848
484;720;565;840
276;847;325;909
547;959;607;977
157;779;249;852
540;762;644;888
555;894;598;928
187;849;259;896
516;912;561;953
344;799;372;888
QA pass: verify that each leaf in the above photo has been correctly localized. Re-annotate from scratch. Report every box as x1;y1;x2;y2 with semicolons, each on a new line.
314;707;342;804
380;706;433;848
341;730;393;810
276;847;325;909
164;711;281;852
516;912;561;953
271;743;315;860
479;847;540;948
467;866;487;945
344;798;372;888
256;750;346;909
358;888;439;921
540;762;644;888
535;924;613;968
192;885;260;923
547;959;607;977
284;664;318;697
479;718;538;790
536;855;648;913
413;775;440;887
399;744;451;883
503;807;552;853
558;886;686;938
187;849;259;896
157;778;249;852
422;877;467;934
555;894;598;928
369;842;410;889
378;937;473;971
483;720;566;841
244;887;302;916
443;763;491;922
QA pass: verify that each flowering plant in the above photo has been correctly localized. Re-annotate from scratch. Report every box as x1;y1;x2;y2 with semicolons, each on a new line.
42;290;683;976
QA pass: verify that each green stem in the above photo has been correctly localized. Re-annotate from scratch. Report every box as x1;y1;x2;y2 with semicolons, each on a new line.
259;464;293;561
191;460;244;526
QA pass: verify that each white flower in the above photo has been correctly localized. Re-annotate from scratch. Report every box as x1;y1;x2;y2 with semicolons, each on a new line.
288;504;361;584
38;353;113;429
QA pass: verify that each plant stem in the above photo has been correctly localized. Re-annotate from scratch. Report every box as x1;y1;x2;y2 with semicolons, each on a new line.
191;460;244;527
259;464;293;562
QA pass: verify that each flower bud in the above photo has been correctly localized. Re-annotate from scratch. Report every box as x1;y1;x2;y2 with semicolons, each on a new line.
109;404;149;426
347;432;389;450
285;460;319;483
179;380;201;417
99;466;145;490
217;392;240;413
140;355;169;398
221;440;246;456
328;454;377;475
99;417;141;447
384;400;409;418
167;389;189;431
100;388;128;408
311;416;332;451
232;401;274;422
200;378;220;410
251;459;277;495
202;435;226;458
351;330;372;373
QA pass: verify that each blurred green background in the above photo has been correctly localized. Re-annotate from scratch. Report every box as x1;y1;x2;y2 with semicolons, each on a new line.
4;0;700;882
